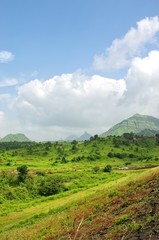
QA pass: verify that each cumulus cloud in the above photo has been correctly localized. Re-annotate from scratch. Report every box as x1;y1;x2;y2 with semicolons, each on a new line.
122;50;159;116
11;49;159;140
93;16;159;70
0;50;14;63
14;73;126;132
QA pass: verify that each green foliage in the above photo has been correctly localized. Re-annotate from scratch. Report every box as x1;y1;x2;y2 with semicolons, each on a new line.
36;170;46;176
38;176;65;196
93;166;100;173
61;156;68;163
17;165;29;183
103;164;112;172
107;151;114;158
123;132;134;140
113;137;121;148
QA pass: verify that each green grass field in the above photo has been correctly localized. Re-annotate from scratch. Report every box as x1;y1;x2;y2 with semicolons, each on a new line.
0;135;159;239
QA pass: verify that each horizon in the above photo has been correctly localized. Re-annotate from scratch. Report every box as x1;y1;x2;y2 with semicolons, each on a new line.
0;1;159;141
1;112;159;141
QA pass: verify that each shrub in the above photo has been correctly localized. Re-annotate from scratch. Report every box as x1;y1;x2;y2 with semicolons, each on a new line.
36;170;46;176
61;156;68;163
93;166;100;173
38;176;65;196
103;165;112;172
4;187;17;200
107;152;114;158
14;186;29;200
125;162;131;166
17;165;28;183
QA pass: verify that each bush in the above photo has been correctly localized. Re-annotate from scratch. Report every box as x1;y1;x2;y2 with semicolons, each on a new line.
17;165;28;183
125;162;131;166
61;156;68;163
93;166;100;173
4;187;17;200
36;170;45;176
14;186;29;200
103;165;112;172
107;152;114;158
38;176;65;196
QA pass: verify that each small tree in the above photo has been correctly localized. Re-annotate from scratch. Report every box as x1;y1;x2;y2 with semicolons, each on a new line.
38;176;65;196
103;164;112;173
17;165;28;182
107;152;114;158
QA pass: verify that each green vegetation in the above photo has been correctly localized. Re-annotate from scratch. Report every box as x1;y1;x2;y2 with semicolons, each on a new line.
0;133;159;239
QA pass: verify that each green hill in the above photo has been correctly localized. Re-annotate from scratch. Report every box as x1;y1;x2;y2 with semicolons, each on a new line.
137;128;159;136
101;113;159;137
0;133;31;142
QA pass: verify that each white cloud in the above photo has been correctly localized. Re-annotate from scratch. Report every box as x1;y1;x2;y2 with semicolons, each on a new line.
123;50;159;117
13;73;126;134
1;49;159;140
0;50;14;63
93;16;159;70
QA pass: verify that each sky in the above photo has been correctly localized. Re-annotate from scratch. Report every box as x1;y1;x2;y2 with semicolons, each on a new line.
0;0;159;141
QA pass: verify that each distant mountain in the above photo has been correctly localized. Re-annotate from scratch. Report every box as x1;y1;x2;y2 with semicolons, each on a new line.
65;135;78;142
65;131;92;141
101;114;159;137
0;133;31;142
77;131;92;141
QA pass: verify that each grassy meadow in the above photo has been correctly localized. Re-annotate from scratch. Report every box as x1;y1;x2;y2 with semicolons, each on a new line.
0;134;159;239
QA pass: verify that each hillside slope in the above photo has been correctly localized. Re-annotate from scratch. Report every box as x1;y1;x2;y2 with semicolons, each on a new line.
0;133;31;142
1;167;159;240
101;113;159;137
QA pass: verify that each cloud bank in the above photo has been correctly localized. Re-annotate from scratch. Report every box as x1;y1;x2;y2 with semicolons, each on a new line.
10;49;159;140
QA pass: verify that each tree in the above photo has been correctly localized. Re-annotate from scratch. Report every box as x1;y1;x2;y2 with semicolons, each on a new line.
71;140;78;152
103;165;112;173
17;165;28;182
123;132;134;140
38;176;65;196
107;152;114;158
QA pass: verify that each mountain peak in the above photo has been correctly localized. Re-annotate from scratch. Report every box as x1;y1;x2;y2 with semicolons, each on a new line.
77;131;92;141
101;114;159;137
0;133;31;142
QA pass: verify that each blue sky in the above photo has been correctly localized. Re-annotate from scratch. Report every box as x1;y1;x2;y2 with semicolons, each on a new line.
0;0;159;140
